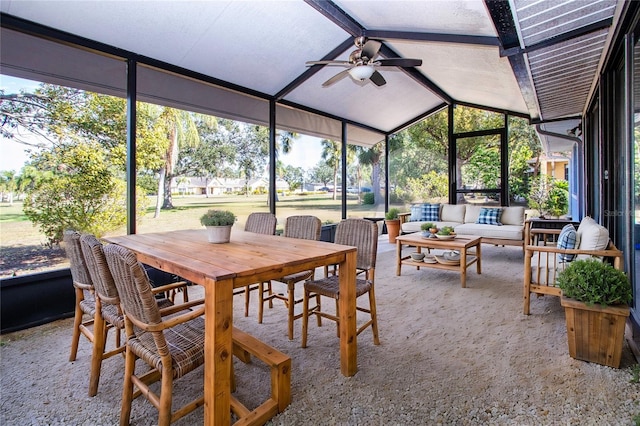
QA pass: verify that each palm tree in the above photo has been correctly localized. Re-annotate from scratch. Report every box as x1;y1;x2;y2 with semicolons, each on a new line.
357;143;383;205
155;107;216;216
321;139;341;201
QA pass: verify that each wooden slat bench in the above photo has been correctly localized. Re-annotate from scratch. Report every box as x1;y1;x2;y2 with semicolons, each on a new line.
231;327;291;425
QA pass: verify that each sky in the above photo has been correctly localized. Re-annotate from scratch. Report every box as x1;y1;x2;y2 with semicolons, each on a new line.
0;74;324;172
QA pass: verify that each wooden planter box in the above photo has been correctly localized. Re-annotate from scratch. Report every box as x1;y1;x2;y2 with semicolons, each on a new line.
560;296;629;368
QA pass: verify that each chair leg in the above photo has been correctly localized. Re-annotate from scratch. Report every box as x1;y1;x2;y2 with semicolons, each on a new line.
301;290;309;348
368;287;380;345
120;348;136;426
69;309;83;361
287;285;295;340
69;288;85;362
258;282;266;324
158;369;174;426
315;294;322;327
334;299;340;337
243;285;250;317
88;308;107;396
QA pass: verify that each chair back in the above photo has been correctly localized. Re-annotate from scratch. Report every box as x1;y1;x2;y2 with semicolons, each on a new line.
103;244;166;349
284;215;321;240
62;230;93;289
80;234;120;305
335;218;378;271
245;212;277;235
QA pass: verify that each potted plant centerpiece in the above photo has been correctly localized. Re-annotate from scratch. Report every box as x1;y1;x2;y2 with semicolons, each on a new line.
200;209;236;243
556;259;632;368
421;222;437;238
385;208;401;243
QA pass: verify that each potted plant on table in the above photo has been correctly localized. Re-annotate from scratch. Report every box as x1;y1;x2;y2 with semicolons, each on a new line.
200;209;236;243
421;222;437;238
556;259;632;368
385;208;401;243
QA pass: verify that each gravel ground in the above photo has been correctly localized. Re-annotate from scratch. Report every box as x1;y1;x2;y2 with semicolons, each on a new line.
1;242;639;425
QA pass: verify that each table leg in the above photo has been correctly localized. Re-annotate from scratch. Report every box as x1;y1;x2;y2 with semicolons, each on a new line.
204;277;233;426
396;240;402;276
460;248;467;288
339;250;357;377
476;242;482;274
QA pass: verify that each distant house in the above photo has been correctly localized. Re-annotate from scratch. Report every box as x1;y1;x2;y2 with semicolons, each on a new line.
170;176;289;195
527;154;570;181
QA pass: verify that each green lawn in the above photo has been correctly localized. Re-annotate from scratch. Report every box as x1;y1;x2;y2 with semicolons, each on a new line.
1;192;396;248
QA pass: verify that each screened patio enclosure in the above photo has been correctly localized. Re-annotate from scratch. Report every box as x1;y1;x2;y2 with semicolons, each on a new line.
2;0;640;349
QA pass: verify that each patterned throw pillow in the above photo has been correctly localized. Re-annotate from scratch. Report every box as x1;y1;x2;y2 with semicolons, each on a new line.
410;203;440;222
476;207;502;225
423;203;440;221
557;223;578;262
410;204;422;222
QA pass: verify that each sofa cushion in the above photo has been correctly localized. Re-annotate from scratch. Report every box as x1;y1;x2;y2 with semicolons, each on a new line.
476;207;503;226
557;224;579;262
441;204;466;223
455;223;523;240
501;207;525;226
464;205;482;223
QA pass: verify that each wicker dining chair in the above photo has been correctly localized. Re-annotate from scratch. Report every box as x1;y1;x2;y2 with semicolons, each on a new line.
258;215;322;339
80;234;188;396
63;230;97;363
103;243;206;426
301;218;380;348
235;212;277;317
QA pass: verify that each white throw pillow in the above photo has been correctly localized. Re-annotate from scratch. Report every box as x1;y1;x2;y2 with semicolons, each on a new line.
576;219;609;260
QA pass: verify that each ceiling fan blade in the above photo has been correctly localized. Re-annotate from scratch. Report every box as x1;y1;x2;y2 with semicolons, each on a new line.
362;40;381;60
376;58;423;67
306;60;350;66
369;70;386;87
322;69;350;87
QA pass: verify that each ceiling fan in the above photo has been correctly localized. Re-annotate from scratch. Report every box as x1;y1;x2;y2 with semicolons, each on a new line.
306;36;422;87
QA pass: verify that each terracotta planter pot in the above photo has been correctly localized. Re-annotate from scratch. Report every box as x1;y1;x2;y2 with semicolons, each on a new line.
206;225;232;243
385;219;400;243
560;296;629;368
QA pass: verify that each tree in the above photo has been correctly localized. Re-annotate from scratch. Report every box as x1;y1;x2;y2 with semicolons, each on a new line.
175;117;235;197
155;107;207;213
309;162;333;187
22;141;148;246
321;139;341;200
280;164;304;191
0;170;18;205
356;143;384;205
230;123;269;195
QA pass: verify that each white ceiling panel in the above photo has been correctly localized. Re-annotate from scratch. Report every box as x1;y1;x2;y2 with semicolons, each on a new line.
390;40;529;114
335;0;497;36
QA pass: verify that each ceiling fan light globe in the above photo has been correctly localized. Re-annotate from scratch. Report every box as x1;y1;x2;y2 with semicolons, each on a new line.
349;65;375;81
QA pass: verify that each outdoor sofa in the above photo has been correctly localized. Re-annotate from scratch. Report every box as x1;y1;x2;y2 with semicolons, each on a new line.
399;203;526;248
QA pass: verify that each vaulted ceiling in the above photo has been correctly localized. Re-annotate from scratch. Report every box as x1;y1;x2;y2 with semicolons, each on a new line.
0;0;623;152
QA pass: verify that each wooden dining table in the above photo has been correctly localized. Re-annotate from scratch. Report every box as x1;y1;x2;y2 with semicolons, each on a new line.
104;228;358;425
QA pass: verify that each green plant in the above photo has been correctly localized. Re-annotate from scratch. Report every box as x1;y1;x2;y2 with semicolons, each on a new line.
200;209;236;227
556;259;632;307
385;208;400;220
421;222;435;231
438;226;454;236
362;192;375;205
630;364;640;383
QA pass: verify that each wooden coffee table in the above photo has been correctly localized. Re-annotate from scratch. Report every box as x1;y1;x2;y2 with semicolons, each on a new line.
396;233;482;288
